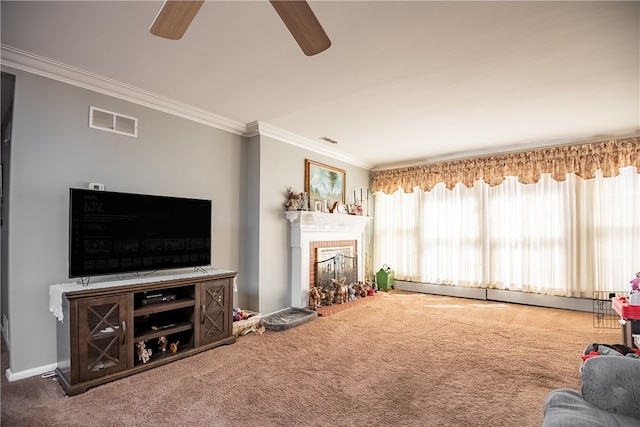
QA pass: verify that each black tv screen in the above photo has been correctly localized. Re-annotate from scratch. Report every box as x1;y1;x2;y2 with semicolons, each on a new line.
69;189;211;278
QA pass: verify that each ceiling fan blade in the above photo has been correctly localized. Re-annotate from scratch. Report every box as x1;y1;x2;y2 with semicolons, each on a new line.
269;1;331;56
150;0;204;40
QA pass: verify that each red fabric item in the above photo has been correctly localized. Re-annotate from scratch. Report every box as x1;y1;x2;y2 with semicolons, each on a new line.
581;351;600;361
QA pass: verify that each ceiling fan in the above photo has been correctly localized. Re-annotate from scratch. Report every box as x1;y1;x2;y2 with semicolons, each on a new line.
149;0;331;56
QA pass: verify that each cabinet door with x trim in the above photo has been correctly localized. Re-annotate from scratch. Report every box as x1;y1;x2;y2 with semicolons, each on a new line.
76;295;129;382
199;279;231;346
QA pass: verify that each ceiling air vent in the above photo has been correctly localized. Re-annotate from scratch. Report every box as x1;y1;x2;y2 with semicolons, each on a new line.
89;106;138;137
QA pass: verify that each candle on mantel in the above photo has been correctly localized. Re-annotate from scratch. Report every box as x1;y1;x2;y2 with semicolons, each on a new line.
354;190;356;204
360;188;363;203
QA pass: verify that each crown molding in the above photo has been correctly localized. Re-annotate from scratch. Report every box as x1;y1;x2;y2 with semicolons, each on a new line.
1;45;373;170
247;121;374;170
1;45;247;135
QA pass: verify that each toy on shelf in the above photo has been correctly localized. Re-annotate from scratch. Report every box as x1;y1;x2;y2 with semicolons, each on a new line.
135;340;152;363
157;336;168;352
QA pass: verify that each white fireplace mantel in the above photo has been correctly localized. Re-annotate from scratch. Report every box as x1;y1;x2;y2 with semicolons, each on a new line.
285;211;372;308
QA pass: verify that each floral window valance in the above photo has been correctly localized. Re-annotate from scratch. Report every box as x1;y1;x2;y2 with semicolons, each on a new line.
370;137;640;194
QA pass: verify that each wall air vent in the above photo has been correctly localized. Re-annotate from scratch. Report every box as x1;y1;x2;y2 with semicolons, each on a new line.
89;106;138;137
319;136;339;144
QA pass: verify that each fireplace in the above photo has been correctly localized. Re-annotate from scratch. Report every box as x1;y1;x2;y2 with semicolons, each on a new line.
313;243;357;289
285;211;371;308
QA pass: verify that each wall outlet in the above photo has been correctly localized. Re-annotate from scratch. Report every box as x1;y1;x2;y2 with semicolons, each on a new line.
88;182;105;191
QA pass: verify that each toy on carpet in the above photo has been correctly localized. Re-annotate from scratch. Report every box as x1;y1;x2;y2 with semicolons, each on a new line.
241;325;266;336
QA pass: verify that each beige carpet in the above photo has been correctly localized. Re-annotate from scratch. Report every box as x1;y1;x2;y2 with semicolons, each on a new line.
1;291;620;426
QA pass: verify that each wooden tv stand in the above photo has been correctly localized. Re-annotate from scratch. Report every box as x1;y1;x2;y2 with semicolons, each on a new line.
54;270;236;395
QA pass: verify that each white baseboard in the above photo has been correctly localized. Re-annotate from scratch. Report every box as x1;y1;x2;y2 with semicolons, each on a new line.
5;363;57;382
395;281;594;312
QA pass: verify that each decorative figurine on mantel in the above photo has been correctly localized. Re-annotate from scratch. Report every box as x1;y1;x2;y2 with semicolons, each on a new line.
285;187;306;211
300;192;309;211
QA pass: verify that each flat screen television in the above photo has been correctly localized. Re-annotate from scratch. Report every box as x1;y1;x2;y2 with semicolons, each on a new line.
69;188;212;278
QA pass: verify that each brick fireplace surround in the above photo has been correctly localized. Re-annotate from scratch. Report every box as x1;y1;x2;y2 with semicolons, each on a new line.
285;211;371;309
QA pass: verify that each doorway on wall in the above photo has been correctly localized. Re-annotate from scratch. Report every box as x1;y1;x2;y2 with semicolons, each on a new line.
1;71;15;348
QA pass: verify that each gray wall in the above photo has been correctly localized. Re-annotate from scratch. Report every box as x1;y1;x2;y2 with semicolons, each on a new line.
2;66;372;377
3;67;245;375
253;135;371;314
1;72;15;346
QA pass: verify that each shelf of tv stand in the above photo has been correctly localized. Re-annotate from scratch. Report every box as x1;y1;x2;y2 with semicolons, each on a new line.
135;345;195;367
134;298;195;317
54;270;236;396
134;321;193;342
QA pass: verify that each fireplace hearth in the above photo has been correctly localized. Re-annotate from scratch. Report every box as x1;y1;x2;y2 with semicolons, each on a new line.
285;211;371;308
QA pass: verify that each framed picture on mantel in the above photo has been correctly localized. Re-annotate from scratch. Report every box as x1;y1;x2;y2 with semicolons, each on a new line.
304;159;345;211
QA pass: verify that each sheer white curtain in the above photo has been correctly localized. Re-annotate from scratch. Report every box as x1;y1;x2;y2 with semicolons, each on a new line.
373;188;423;282
373;167;640;297
373;182;483;285
485;175;575;295
579;168;640;295
421;182;483;287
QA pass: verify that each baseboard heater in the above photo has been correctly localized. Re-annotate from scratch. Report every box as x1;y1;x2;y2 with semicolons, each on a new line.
395;281;594;313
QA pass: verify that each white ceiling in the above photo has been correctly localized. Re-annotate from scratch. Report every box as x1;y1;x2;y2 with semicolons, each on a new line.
1;1;638;169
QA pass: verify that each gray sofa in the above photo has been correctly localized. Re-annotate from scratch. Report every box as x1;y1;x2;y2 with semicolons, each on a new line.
543;355;640;426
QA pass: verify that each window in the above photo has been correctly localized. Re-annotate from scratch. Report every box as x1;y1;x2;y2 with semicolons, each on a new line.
374;167;640;297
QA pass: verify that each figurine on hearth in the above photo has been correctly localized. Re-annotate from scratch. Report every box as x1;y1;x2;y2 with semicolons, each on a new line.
356;282;367;298
331;278;348;304
348;283;357;301
323;287;335;306
309;286;323;310
136;340;152;363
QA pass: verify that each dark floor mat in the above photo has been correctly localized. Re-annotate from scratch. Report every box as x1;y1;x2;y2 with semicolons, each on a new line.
259;307;317;331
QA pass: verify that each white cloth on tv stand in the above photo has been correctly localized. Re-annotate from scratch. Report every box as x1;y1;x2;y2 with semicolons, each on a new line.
49;268;236;322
